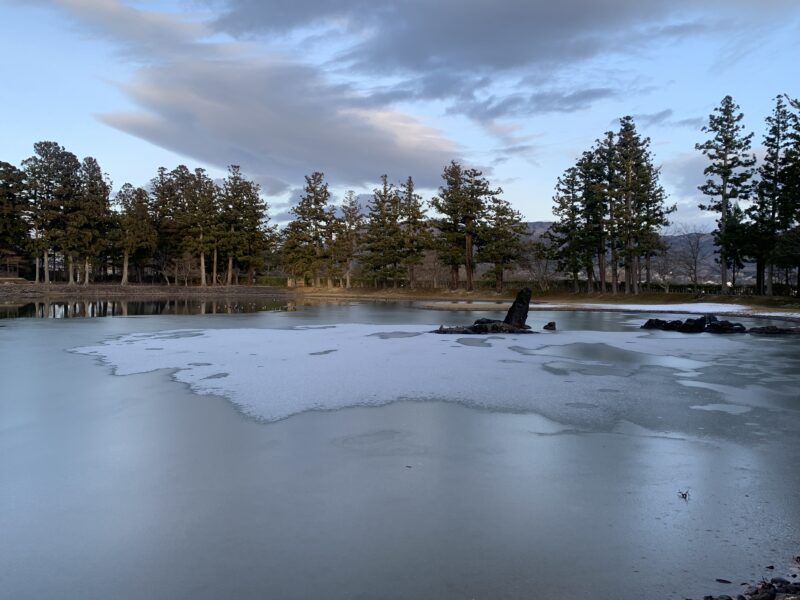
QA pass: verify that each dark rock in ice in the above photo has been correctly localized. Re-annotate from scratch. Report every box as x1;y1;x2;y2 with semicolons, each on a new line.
641;318;668;329
433;288;535;335
543;321;556;331
638;313;797;335
679;316;711;333
705;320;747;334
503;287;532;328
748;325;800;334
663;319;685;331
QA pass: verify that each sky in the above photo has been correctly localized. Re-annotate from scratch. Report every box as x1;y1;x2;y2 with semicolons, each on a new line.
1;0;799;225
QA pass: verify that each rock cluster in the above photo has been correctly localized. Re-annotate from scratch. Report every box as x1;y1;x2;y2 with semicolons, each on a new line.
693;575;800;600
433;288;535;335
641;314;800;335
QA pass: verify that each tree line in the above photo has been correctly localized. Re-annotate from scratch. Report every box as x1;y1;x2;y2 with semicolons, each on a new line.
2;95;799;294
0;141;272;286
548;95;800;295
0;144;528;290
280;163;526;291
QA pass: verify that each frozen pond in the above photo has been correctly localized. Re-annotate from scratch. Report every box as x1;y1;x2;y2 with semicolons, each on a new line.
1;302;799;599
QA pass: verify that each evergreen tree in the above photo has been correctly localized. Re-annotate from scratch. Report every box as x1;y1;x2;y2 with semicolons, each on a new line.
476;196;526;291
220;165;271;285
430;161;500;290
429;162;466;289
0;161;28;264
176;167;218;286
115;183;156;285
613;116;655;294
328;190;363;288
283;172;330;286
22;141;82;283
696;96;756;292
362;175;404;287
150;166;182;284
548;166;589;292
77;156;112;285
397;176;430;289
576;144;609;292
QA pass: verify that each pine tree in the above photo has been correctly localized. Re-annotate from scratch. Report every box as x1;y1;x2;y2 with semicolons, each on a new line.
362;175;404;287
429;162;466;289
576;144;610;291
696;96;756;292
22;141;82;283
176;168;218;286
0;161;28;265
592;132;619;292
613;116;647;294
77;157;112;285
150;166;182;285
328;190;363;288
220;165;271;285
430;161;500;290
397;176;430;289
476;196;526;291
548;166;589;292
284;172;330;286
115;183;156;285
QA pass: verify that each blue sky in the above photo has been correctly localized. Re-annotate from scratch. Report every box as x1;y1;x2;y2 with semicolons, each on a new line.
2;0;798;225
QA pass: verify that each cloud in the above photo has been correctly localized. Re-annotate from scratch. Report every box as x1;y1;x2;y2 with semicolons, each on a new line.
609;110;705;130
210;1;799;77
204;0;800;131
456;87;619;122
52;0;460;193
661;152;708;201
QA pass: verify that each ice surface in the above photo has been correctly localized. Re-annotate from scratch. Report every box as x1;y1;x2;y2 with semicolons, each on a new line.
532;302;800;321
74;323;763;422
533;302;747;313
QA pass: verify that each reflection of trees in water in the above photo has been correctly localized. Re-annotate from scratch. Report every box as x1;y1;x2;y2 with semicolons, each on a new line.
2;298;289;319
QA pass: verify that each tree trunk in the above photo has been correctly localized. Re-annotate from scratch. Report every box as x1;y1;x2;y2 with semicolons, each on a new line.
43;250;50;284
84;257;90;286
409;265;415;290
212;248;217;287
598;242;606;292
200;250;206;287
345;265;352;289
495;265;503;292
451;266;459;290
68;255;75;285
465;227;474;291
35;256;40;284
121;250;129;286
226;255;233;286
611;250;618;294
766;263;773;296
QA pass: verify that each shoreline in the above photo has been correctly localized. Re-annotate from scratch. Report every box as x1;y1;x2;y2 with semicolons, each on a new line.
2;283;799;322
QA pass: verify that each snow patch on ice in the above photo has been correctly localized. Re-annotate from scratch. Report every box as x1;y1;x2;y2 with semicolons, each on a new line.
73;324;749;422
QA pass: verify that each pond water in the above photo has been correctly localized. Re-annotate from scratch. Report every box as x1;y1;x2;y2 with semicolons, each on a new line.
1;301;799;599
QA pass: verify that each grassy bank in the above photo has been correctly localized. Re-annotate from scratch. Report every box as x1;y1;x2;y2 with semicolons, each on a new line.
2;282;798;314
